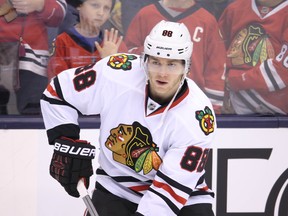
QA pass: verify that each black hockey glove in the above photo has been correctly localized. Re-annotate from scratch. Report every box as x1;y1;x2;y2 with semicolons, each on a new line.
50;137;96;198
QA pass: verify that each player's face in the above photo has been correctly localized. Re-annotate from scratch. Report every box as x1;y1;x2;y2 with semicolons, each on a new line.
78;0;112;29
147;56;185;104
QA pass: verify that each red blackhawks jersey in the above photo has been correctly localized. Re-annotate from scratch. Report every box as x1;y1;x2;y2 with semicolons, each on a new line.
218;0;288;114
41;53;216;215
0;0;66;77
124;2;226;113
0;0;66;47
47;30;128;80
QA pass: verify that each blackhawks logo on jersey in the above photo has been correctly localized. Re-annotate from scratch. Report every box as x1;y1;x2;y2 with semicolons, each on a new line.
195;106;215;135
105;121;162;174
107;54;137;70
227;23;275;66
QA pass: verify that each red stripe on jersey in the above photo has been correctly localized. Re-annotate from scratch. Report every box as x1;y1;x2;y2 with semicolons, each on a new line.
153;180;187;205
129;185;150;192
199;186;209;191
47;84;59;98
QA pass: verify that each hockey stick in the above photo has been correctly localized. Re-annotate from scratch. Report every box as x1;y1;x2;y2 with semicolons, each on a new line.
77;178;99;216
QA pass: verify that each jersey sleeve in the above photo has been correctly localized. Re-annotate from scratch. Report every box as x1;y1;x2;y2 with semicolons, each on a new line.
136;108;216;215
41;60;106;143
37;0;66;26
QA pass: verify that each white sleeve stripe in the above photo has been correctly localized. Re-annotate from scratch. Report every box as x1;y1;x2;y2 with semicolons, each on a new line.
267;59;286;89
260;61;275;91
260;59;286;92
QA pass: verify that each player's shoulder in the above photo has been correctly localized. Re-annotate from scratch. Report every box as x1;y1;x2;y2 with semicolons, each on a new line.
94;53;143;79
173;79;215;121
169;85;216;141
97;53;141;68
187;79;213;105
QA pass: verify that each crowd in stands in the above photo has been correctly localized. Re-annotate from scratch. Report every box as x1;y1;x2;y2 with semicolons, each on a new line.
0;0;287;115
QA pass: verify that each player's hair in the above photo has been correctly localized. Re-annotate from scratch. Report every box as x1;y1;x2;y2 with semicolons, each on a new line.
67;0;116;11
143;20;193;74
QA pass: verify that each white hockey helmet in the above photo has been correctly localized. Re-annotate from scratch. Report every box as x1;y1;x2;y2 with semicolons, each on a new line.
143;20;193;73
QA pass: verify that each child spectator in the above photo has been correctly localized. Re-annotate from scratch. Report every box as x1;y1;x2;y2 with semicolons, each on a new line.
48;0;127;80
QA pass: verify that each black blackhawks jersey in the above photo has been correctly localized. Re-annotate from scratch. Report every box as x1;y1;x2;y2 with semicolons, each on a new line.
41;53;217;215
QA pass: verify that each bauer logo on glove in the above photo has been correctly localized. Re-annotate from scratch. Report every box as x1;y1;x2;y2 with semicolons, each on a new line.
50;137;95;197
54;140;96;159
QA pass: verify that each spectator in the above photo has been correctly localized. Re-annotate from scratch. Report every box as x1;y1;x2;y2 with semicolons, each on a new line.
47;0;128;80
124;0;226;114
218;0;288;115
0;0;66;114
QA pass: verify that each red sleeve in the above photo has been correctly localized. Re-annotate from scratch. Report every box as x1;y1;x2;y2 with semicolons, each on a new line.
204;22;226;114
37;0;66;26
218;5;233;50
203;19;226;91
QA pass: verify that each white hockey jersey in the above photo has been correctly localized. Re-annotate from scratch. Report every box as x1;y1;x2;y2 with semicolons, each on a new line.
41;53;216;215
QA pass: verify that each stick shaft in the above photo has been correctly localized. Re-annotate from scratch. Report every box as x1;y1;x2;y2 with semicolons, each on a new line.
77;178;99;216
83;195;99;216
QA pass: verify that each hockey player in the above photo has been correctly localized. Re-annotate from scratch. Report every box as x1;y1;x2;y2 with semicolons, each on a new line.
41;20;216;216
124;0;226;114
218;0;288;114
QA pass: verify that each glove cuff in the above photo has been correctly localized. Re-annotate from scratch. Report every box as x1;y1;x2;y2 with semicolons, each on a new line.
54;138;96;160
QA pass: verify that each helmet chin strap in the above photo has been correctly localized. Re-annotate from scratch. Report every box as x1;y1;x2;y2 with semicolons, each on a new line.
140;54;150;84
152;69;187;133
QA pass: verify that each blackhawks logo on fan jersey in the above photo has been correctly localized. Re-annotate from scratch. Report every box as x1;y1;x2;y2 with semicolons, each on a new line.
105;121;162;174
227;23;275;66
107;54;137;70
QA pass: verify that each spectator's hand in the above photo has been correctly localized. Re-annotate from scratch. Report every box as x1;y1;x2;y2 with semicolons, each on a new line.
11;0;44;14
95;28;123;58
